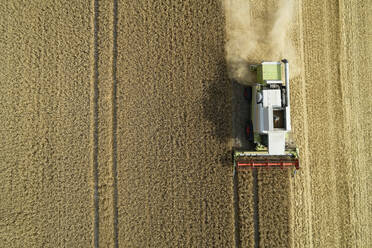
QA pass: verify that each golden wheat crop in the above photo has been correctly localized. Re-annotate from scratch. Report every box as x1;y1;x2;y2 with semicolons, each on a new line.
0;0;370;247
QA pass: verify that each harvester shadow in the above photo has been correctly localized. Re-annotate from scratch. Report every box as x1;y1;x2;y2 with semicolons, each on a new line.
201;61;232;168
229;58;261;152
201;61;258;167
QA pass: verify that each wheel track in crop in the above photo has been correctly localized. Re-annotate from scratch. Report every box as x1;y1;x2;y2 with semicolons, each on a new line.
89;0;120;246
90;0;99;246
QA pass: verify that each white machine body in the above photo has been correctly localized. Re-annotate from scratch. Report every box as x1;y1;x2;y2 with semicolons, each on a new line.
252;61;291;155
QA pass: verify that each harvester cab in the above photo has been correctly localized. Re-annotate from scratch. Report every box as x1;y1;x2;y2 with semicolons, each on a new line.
234;59;300;171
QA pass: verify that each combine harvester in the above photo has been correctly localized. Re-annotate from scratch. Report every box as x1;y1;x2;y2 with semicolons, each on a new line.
234;59;300;171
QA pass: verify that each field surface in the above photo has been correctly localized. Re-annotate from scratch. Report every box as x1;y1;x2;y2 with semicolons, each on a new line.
0;0;370;247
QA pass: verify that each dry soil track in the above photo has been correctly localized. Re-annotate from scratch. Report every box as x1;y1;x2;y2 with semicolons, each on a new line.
0;0;371;247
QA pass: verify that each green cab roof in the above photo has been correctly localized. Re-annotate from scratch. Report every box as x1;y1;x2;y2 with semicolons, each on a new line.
257;62;282;84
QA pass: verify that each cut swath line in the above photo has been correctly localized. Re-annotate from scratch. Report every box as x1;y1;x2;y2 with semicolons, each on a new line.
111;0;119;247
252;169;259;248
298;0;313;246
232;163;241;248
90;0;99;246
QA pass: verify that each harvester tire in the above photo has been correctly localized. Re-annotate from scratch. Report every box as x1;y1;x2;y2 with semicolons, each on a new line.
244;87;252;102
245;120;254;142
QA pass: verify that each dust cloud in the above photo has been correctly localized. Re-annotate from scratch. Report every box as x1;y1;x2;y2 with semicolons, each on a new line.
223;0;299;85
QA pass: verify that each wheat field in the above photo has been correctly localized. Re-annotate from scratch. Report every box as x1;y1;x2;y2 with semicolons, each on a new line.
0;0;370;247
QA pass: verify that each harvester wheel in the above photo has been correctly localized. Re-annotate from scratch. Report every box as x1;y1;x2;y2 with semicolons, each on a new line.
245;120;254;142
244;87;252;101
